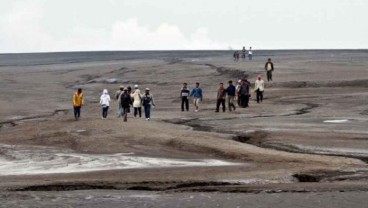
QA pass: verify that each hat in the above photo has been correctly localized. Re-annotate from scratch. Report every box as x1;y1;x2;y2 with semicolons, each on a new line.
123;88;128;91
145;88;150;91
238;80;241;83
119;85;124;89
134;84;139;89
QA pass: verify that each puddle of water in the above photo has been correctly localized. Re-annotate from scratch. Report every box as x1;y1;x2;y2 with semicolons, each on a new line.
0;144;240;176
323;119;349;123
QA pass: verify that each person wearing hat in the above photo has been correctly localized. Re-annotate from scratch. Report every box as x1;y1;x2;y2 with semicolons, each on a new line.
131;84;142;118
119;87;132;122
115;85;125;117
72;88;84;120
142;88;155;121
99;89;111;119
254;75;265;103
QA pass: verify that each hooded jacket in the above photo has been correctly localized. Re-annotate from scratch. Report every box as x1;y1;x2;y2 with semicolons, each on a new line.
100;89;111;107
131;89;142;108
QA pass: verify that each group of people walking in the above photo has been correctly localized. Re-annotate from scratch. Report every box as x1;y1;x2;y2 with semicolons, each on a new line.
178;75;266;113
72;58;274;120
114;85;155;122
72;85;155;122
233;46;253;61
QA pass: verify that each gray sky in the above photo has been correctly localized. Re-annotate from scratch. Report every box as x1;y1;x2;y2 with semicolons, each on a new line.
0;0;367;52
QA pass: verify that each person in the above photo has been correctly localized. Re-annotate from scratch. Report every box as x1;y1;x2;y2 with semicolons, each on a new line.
131;84;142;118
126;86;132;113
248;47;253;60
115;85;124;117
72;88;84;120
235;80;242;106
239;79;251;108
254;75;265;103
216;83;226;112
180;83;190;111
246;79;252;107
190;82;203;112
226;80;236;111
119;88;132;122
236;51;240;61
142;88;155;120
242;46;246;60
265;58;274;81
99;89;111;119
233;51;237;61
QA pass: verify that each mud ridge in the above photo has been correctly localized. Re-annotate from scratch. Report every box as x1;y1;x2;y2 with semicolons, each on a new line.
294;103;320;115
163;117;368;165
0;109;69;130
258;142;368;163
293;170;368;182
203;63;257;79
267;79;368;88
360;109;368;115
12;181;239;192
11;179;368;193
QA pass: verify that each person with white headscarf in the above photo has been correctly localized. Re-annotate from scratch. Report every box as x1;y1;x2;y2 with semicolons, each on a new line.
131;84;142;118
100;89;111;119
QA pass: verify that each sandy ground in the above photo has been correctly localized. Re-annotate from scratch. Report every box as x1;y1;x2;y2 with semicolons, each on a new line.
0;50;368;207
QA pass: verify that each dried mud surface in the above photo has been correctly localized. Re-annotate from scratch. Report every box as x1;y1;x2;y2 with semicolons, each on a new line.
0;50;368;207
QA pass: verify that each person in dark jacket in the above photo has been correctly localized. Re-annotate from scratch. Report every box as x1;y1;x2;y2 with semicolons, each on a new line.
115;85;124;117
216;83;226;112
180;83;190;111
142;88;155;120
239;79;250;108
119;88;132;122
265;58;274;82
226;80;236;111
126;86;132;113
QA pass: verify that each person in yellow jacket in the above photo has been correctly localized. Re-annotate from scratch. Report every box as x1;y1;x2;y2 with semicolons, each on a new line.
73;88;84;120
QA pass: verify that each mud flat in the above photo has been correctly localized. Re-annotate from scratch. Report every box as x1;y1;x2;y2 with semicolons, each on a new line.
0;50;368;207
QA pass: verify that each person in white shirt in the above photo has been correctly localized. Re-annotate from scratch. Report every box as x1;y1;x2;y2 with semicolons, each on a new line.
248;47;253;60
100;89;111;119
265;58;274;81
254;75;265;103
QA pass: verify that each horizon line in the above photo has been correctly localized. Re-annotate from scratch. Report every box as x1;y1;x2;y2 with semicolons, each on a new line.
1;48;368;55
